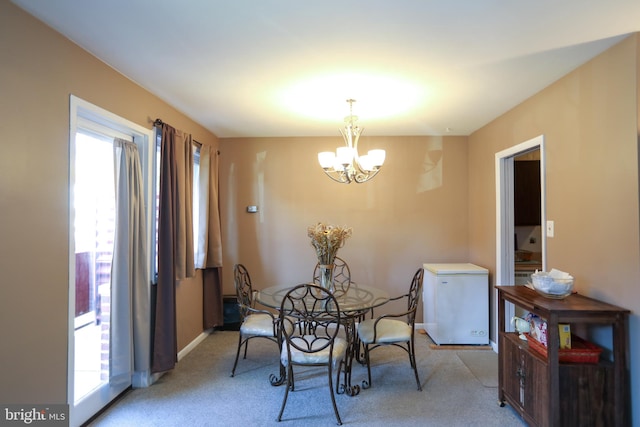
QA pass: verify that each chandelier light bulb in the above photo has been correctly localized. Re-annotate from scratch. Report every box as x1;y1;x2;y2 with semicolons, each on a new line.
358;154;374;171
368;149;386;167
318;151;336;169
336;146;355;165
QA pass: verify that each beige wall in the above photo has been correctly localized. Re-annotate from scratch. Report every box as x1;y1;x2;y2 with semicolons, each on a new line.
221;36;640;423
468;34;640;423
219;135;469;314
3;0;639;422
0;2;218;404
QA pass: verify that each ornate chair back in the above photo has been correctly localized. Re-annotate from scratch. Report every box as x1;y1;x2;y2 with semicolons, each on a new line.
405;267;424;324
234;263;254;319
313;256;352;296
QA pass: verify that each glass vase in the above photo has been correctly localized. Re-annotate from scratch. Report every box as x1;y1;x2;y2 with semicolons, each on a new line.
318;264;334;293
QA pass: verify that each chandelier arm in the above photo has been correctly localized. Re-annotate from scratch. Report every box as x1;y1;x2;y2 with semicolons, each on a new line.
321;168;349;184
353;168;381;184
339;129;349;148
350;128;368;175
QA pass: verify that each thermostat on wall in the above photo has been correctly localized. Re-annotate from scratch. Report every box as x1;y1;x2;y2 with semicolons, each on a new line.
246;205;259;213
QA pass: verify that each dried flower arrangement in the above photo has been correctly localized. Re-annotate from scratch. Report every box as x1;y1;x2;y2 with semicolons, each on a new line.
307;222;352;266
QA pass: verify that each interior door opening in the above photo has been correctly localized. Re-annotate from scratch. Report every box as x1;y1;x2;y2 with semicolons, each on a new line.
494;135;546;342
513;150;543;317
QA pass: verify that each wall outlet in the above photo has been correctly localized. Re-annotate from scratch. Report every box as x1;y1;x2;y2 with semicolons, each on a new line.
546;220;554;238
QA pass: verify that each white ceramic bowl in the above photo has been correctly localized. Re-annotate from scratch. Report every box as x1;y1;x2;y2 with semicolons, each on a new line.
531;272;574;299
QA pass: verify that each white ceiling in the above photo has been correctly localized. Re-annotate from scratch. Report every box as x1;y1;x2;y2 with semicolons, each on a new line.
11;0;640;138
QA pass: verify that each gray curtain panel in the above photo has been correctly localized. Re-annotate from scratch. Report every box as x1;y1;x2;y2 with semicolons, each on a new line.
111;138;151;383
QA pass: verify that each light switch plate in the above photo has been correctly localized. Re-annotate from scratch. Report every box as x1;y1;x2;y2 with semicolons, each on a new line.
246;205;258;213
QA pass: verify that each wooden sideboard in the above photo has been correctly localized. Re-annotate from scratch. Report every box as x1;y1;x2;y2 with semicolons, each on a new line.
496;285;629;426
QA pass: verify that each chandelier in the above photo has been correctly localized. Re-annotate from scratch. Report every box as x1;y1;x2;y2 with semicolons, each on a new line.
318;99;386;184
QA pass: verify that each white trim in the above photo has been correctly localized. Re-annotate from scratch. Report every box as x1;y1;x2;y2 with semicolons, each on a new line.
178;331;212;361
494;135;546;345
68;95;155;427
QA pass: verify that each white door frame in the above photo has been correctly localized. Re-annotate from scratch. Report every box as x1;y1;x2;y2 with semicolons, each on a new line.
69;95;155;427
494;135;547;344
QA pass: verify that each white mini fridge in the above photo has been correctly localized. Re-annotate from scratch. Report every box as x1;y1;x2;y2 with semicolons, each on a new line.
423;263;489;345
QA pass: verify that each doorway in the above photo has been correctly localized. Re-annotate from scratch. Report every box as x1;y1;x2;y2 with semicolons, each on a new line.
69;96;154;427
70;123;132;427
494;135;547;339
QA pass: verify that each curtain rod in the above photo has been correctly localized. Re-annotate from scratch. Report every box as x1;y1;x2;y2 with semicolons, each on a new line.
153;117;206;148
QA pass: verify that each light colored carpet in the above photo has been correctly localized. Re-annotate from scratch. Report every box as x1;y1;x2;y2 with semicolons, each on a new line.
87;330;525;426
456;351;499;388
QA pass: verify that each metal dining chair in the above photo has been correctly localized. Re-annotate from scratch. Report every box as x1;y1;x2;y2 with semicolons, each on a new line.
356;267;424;391
312;257;364;337
230;264;289;377
312;256;352;296
277;284;348;425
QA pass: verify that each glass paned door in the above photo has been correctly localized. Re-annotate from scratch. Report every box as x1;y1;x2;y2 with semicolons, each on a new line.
71;130;130;425
73;131;115;401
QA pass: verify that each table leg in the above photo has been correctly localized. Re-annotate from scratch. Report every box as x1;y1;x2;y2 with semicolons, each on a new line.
337;316;361;396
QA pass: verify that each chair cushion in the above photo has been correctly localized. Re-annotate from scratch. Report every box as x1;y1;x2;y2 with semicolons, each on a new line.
240;313;277;336
281;336;347;367
358;318;412;344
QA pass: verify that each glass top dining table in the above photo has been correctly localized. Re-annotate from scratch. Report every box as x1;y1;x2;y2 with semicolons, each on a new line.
256;283;390;314
256;283;390;397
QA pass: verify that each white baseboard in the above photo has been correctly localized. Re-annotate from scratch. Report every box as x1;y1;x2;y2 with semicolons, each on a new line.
178;330;212;361
131;330;212;388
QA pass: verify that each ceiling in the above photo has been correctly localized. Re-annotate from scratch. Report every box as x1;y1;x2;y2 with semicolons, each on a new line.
11;0;640;138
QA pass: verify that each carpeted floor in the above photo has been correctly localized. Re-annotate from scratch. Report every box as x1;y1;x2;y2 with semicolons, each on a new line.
456;351;499;388
87;330;526;426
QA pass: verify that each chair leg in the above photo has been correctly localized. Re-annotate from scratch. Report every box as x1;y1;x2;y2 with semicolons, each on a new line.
409;340;422;391
230;333;244;377
327;364;343;425
277;364;293;422
243;338;249;359
362;344;372;389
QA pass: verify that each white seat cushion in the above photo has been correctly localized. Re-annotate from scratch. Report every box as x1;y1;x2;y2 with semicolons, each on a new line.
240;313;277;336
281;335;347;367
240;313;295;337
358;318;411;344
